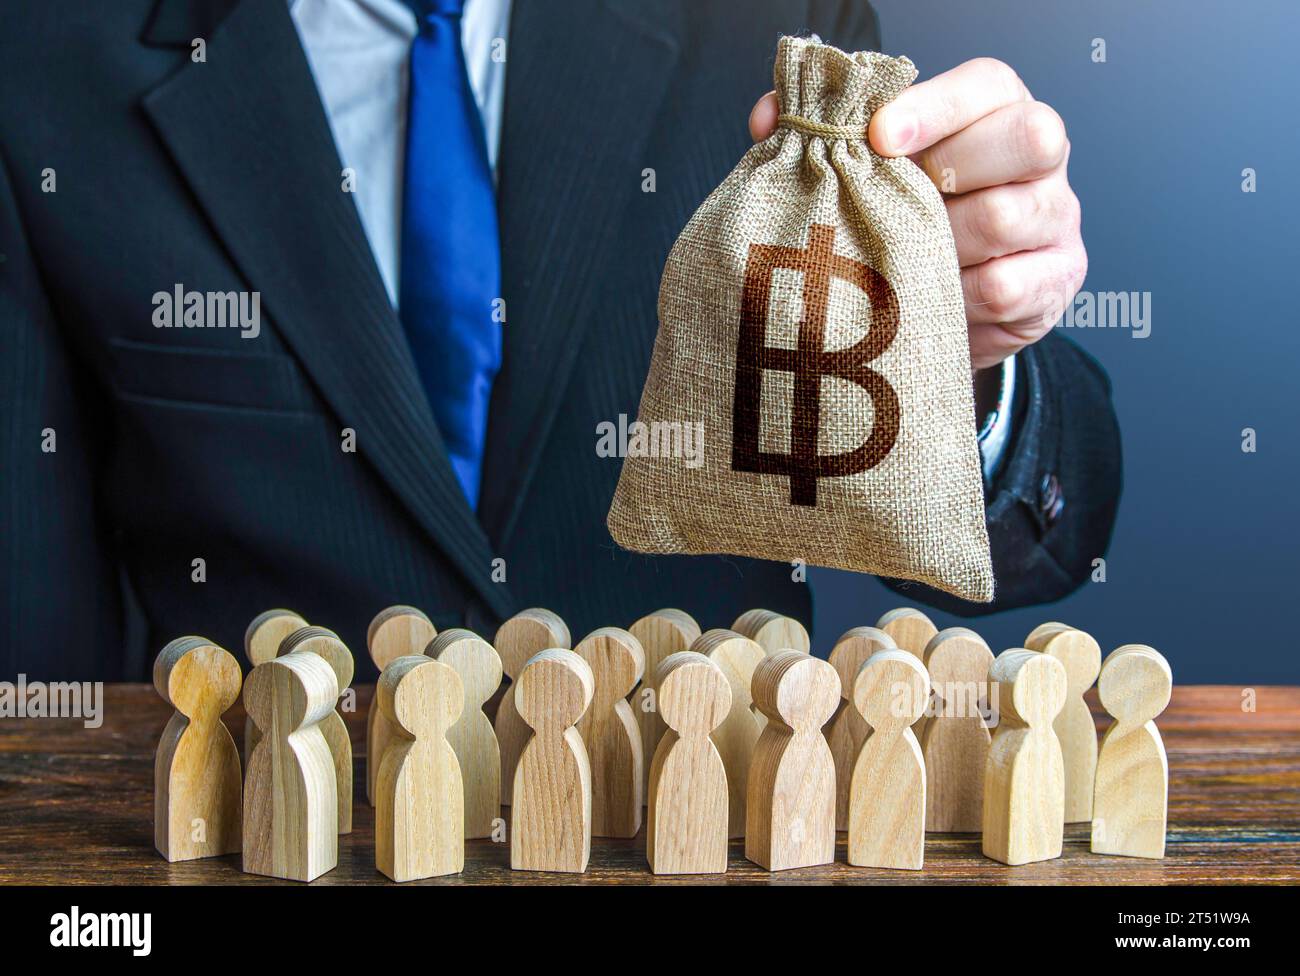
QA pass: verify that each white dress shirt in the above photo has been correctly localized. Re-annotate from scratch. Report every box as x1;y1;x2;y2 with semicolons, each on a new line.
289;0;511;305
288;0;1015;476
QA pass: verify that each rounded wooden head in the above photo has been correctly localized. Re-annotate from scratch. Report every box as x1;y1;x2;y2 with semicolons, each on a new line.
853;650;929;729
244;609;308;667
153;636;242;719
1024;621;1072;651
367;605;437;670
428;628;503;708
278;626;354;691
751;650;840;731
1098;644;1172;726
655;652;731;736
515;648;594;731
630;608;701;652
829;627;896;701
732;609;810;655
378;655;463;738
574;627;645;704
924;628;993;688
244;651;338;734
876;608;938;656
694;629;765;706
495;608;571;679
1038;628;1102;696
990;649;1067;728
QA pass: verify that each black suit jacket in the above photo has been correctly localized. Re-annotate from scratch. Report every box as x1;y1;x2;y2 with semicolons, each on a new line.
0;0;1121;680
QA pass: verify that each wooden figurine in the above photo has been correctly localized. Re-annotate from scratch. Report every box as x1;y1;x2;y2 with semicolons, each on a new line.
574;627;645;837
495;608;571;805
732;608;810;656
848;650;929;869
877;608;938;659
694;629;765;838
429;628;503;839
242;609;307;765
734;609;810;737
878;608;939;742
153;637;243;862
366;606;437;805
242;652;338;882
1092;645;1172;859
826;626;896;831
922;627;993;832
628;609;701;807
1026;624;1102;823
745;650;840;871
511;649;595;873
375;655;465;881
982;649;1067;866
647;652;731;875
279;626;354;834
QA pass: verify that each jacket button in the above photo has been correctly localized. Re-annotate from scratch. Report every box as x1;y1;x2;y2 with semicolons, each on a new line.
1039;473;1064;525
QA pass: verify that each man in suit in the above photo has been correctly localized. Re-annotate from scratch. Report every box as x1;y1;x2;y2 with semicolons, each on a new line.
0;0;1117;680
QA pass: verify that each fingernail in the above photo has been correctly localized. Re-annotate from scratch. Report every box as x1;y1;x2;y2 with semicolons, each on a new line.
884;111;917;154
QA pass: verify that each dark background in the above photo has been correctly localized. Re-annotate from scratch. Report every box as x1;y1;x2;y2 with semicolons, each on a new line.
813;0;1300;683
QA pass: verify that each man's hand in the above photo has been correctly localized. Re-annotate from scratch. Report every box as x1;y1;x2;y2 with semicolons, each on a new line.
749;58;1086;371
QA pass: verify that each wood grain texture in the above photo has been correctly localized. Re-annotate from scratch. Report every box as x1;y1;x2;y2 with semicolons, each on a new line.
646;652;731;875
921;628;993;832
574;627;645;838
982;650;1067;866
732;609;810;657
278;626;354;835
5;684;1298;885
745;650;840;871
878;608;940;744
494;609;571;806
241;653;338;882
1028;625;1102;823
628;609;701;807
827;626;895;831
694;629;765;838
1092;645;1172;859
242;609;308;767
848;650;928;870
365;606;437;806
511;649;594;873
153;637;243;862
876;608;938;660
429;629;502;839
375;656;464;881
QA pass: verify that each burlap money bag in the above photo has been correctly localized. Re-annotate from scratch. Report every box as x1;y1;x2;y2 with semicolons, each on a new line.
607;36;993;603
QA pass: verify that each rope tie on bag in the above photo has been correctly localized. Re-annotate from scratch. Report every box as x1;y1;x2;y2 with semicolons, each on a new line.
777;114;865;141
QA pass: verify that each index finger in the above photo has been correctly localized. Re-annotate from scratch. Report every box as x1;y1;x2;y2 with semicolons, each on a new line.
868;57;1031;158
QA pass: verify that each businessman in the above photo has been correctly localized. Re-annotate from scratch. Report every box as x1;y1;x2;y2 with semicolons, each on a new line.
0;0;1118;679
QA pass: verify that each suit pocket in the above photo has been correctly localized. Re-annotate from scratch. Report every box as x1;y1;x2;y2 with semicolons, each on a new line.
107;337;315;414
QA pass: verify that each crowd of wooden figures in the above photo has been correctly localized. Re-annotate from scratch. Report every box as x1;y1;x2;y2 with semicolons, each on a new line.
153;605;1172;881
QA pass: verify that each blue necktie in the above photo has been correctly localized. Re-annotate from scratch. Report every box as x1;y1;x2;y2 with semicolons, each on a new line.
399;0;502;508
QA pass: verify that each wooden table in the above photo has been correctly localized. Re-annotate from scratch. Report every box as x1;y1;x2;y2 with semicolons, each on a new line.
2;684;1297;885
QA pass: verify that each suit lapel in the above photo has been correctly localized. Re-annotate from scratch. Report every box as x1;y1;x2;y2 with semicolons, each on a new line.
140;0;514;618
478;0;681;547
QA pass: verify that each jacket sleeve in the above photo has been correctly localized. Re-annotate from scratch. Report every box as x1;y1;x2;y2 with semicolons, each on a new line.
884;333;1123;615
0;148;124;679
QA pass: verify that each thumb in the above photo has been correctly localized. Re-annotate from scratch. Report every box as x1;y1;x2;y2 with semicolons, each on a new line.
748;91;779;142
